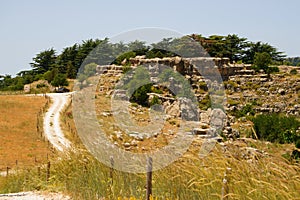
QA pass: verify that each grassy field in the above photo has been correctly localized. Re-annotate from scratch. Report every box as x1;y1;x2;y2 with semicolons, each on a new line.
0;140;299;199
0;95;51;171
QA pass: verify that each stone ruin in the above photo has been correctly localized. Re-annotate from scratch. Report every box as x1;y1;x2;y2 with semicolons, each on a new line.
96;56;248;140
96;56;253;81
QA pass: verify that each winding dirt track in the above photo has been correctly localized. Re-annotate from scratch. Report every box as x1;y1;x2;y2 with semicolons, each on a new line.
0;192;70;200
43;93;72;151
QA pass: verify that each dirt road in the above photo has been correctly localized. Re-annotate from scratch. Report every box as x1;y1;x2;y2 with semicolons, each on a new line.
0;192;70;200
43;93;72;151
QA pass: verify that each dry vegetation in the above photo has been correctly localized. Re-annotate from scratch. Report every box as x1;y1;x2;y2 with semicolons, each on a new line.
0;74;299;199
0;95;51;170
0;140;299;199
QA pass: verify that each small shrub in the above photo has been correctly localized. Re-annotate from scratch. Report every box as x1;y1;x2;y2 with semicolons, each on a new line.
113;51;136;65
295;139;300;149
122;66;132;74
252;114;300;144
235;104;255;118
267;66;279;74
198;95;211;110
149;96;161;107
36;83;47;88
228;99;239;106
151;86;163;94
290;69;298;75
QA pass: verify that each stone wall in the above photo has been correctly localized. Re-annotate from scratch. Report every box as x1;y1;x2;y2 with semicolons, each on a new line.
128;57;253;80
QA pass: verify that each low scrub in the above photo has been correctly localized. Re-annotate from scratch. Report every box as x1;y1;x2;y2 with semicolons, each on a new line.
252;114;300;144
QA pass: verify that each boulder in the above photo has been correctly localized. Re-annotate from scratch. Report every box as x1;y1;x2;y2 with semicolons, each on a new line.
179;97;199;121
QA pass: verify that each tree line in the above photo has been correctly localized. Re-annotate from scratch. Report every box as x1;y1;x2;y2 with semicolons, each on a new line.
0;34;288;91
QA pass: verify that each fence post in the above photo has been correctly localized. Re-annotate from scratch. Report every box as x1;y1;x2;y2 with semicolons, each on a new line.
146;157;153;200
221;167;231;200
46;161;50;182
37;166;41;178
6;167;9;177
110;156;114;185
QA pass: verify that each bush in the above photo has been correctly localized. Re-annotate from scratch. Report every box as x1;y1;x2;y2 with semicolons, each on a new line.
122;66;132;74
290;69;298;75
113;51;136;65
267;66;279;74
130;84;152;107
252;114;300;144
295;139;300;149
198;95;211;110
125;66;152;107
36;83;47;88
149;95;161;107
234;104;255;118
253;52;272;72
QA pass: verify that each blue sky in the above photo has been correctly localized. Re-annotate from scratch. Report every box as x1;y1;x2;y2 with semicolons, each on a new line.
1;0;299;75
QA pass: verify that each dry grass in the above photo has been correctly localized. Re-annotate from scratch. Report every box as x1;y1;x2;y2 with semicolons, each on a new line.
0;74;299;199
1;141;299;199
0;95;51;170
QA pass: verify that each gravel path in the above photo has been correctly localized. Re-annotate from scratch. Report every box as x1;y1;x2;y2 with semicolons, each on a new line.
43;93;72;151
0;192;71;200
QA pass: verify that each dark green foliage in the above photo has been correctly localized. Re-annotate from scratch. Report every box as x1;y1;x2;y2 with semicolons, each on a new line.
291;150;300;160
36;83;47;88
51;74;69;87
191;34;286;63
146;48;177;59
130;84;152;106
267;66;279;74
124;66;152;107
290;69;298;75
122;66;132;74
1;34;287;91
198;95;211;110
252;114;300;144
285;57;300;66
56;44;79;77
191;34;248;62
30;48;57;74
295;139;300;149
253;52;272;72
43;68;58;83
149;95;161;107
158;68;194;99
243;42;285;64
234;104;255;118
113;51;136;65
0;75;29;91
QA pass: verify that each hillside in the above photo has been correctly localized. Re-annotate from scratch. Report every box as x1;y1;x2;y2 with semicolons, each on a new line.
0;38;299;199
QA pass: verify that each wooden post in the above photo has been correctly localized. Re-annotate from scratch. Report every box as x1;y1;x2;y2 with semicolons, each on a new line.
6;167;9;177
221;167;231;200
110;156;114;184
146;157;153;200
46;161;50;182
37;166;41;178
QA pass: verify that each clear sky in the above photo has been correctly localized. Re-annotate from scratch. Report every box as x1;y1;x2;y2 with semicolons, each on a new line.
1;0;299;75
